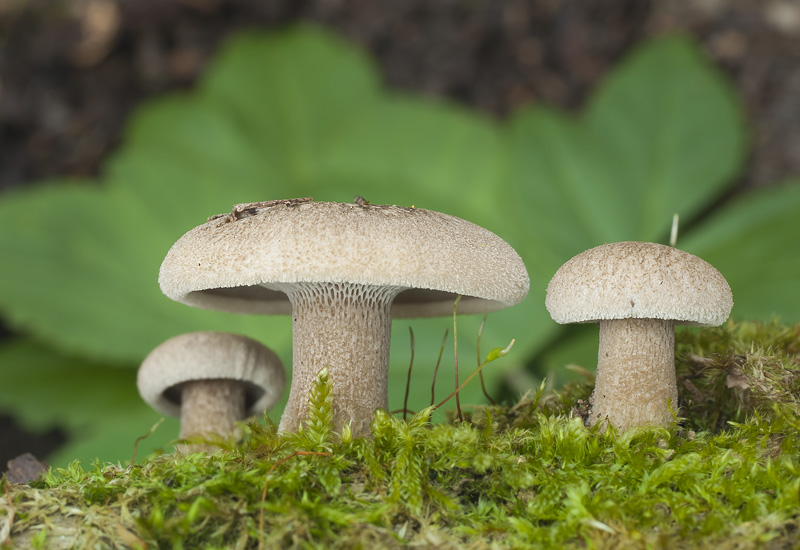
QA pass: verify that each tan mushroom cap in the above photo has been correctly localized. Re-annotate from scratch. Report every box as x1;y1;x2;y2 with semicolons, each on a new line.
137;332;286;418
546;241;732;326
158;199;530;317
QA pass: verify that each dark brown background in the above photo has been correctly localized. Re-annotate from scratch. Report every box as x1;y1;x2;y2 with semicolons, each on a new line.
1;0;799;462
2;0;800;193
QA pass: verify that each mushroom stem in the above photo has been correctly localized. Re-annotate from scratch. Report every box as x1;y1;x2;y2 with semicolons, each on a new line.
179;379;246;451
275;282;403;437
590;318;677;430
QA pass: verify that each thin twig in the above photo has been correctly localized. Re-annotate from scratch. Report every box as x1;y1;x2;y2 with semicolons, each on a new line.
403;327;415;422
476;314;496;405
390;408;417;416
435;340;515;411
670;213;679;247
452;296;463;422
130;418;164;466
430;329;449;407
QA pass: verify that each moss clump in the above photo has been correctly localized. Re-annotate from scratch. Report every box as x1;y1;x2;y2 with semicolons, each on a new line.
2;321;800;549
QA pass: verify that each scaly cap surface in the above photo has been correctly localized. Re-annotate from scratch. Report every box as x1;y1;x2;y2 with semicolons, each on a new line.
546;241;732;326
159;199;530;317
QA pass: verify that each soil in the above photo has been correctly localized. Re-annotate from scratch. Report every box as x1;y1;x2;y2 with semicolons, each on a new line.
1;0;799;462
2;0;800;192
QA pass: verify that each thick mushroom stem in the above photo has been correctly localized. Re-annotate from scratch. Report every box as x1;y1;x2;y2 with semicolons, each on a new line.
274;282;404;437
590;318;678;430
179;379;246;451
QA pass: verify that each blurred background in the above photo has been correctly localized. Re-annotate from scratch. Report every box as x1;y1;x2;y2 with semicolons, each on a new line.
1;0;799;467
3;0;800;192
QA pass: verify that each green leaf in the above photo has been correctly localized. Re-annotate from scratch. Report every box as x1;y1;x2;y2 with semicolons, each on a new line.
584;35;746;239
0;340;180;467
0;182;291;363
318;95;507;219
681;180;800;322
506;35;746;285
201;25;382;185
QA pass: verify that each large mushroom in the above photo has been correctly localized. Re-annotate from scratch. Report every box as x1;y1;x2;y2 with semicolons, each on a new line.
138;331;286;452
545;241;732;431
158;198;529;437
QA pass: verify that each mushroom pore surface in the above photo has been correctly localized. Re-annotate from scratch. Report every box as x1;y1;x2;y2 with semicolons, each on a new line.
269;281;403;437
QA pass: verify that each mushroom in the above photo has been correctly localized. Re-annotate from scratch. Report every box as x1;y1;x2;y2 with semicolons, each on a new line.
137;331;286;452
545;241;732;431
158;198;529;437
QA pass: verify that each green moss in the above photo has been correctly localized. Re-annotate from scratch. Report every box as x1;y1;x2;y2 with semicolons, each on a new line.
3;321;799;549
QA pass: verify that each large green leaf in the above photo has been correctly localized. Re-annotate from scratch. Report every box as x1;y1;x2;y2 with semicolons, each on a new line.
682;180;800;321
0;181;290;363
584;36;745;240
507;36;746;285
0;340;181;467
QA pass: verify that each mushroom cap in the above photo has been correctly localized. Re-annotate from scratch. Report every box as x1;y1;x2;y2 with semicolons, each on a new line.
158;200;529;317
137;332;286;418
546;241;732;326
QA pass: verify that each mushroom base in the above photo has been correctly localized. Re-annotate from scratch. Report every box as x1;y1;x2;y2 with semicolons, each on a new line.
590;318;677;431
179;379;246;452
275;282;403;438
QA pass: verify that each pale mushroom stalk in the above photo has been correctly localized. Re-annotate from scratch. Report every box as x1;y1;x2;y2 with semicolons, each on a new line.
178;379;247;441
271;282;403;435
545;241;732;432
592;318;677;429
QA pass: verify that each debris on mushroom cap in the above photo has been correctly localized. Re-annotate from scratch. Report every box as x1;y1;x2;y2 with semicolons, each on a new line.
546;241;733;326
137;332;285;418
158;199;530;317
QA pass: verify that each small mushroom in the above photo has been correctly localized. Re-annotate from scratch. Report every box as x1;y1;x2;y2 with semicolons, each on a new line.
137;332;286;452
158;199;529;437
545;241;732;431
